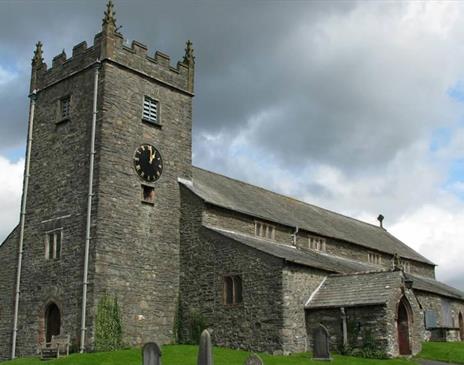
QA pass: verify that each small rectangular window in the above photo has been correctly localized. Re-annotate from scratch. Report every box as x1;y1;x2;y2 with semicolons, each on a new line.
308;235;326;252
223;275;243;305
141;184;155;204
254;221;275;240
402;261;411;273
368;252;382;265
60;96;71;121
142;96;159;124
45;229;62;260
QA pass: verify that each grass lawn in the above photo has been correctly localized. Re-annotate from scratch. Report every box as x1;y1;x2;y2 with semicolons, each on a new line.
418;341;464;364
4;345;418;365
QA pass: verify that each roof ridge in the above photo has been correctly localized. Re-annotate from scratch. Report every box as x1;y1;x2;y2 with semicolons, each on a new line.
192;165;383;231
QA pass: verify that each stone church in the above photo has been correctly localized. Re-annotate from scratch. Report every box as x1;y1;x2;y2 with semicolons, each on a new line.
0;1;463;360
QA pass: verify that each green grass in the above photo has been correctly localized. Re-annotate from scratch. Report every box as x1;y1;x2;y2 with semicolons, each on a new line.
4;345;417;365
417;341;464;363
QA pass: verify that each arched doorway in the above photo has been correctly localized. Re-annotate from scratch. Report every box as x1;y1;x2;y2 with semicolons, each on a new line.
459;312;464;341
45;302;61;342
397;298;411;355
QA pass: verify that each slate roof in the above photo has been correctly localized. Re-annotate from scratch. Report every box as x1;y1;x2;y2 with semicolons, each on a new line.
203;225;463;303
406;273;464;300
305;271;402;309
203;225;379;274
182;167;434;265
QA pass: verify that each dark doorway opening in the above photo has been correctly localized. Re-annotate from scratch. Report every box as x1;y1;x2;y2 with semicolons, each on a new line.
459;312;464;341
45;302;61;342
397;299;411;355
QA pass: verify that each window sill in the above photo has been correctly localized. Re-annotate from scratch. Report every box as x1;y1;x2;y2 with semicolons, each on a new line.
142;118;162;128
141;200;155;206
55;117;70;125
223;303;243;308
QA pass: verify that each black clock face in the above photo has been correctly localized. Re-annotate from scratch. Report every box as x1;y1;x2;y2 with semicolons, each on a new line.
133;144;163;182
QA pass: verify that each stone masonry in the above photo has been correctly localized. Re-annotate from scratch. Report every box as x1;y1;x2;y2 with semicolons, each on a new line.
0;3;193;358
0;2;463;361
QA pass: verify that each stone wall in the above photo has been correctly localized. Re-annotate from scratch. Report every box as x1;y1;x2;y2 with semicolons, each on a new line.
281;263;326;353
11;63;98;357
91;49;192;347
203;205;295;245
180;188;286;353
0;227;18;360
306;305;389;355
415;291;464;341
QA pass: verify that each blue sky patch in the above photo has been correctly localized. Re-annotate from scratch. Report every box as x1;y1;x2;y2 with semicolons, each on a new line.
429;127;452;152
448;81;464;103
2;145;25;163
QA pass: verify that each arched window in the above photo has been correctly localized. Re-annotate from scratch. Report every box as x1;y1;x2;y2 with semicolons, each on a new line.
223;275;243;305
234;276;243;304
224;277;234;305
45;302;61;342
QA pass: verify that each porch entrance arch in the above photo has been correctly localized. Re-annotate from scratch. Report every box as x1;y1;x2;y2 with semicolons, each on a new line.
397;298;412;355
45;302;61;342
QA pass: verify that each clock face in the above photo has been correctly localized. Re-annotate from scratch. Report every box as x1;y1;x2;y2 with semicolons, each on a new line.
133;144;163;182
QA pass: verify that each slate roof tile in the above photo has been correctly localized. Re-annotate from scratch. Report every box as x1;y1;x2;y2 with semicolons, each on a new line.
305;271;402;308
203;225;379;274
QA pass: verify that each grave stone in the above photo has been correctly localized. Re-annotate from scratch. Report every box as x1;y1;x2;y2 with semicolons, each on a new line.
313;324;331;360
142;342;162;365
197;329;214;365
244;353;263;365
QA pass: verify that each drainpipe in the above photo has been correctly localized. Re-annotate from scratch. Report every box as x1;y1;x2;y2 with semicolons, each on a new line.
293;225;299;246
11;89;37;359
341;307;348;349
80;60;100;353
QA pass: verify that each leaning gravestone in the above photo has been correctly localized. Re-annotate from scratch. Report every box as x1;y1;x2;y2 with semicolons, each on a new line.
244;353;263;365
197;329;214;365
313;324;331;360
142;342;162;365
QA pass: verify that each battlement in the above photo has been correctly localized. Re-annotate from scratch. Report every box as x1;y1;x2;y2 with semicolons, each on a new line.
31;1;194;94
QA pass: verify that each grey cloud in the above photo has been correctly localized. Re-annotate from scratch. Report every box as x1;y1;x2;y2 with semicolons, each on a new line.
0;0;356;153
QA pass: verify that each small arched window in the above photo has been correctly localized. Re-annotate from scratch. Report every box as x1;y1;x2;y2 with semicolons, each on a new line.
224;276;234;305
223;275;243;305
234;276;242;303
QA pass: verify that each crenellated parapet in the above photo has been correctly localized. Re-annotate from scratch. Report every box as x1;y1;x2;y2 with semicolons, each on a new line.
30;1;195;95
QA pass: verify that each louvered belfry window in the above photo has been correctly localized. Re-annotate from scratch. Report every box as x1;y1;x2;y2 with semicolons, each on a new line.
60;96;70;120
143;96;158;124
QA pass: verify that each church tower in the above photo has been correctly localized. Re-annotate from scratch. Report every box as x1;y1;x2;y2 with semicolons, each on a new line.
1;1;194;358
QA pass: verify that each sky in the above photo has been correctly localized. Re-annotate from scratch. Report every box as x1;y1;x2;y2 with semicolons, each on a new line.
1;0;464;290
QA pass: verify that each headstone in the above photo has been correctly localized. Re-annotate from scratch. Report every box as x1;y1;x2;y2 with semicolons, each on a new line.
197;329;214;365
244;353;263;365
142;342;162;365
313;324;331;360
